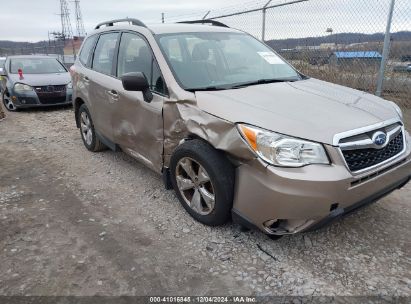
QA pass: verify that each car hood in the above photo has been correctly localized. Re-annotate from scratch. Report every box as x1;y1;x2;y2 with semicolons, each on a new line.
8;72;71;86
195;78;400;145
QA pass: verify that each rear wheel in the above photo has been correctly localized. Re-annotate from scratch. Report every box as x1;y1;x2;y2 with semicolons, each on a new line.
170;139;235;226
78;104;106;152
2;91;18;112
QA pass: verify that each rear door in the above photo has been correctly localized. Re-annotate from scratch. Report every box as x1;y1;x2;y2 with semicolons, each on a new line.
74;34;98;111
111;32;167;172
88;32;120;141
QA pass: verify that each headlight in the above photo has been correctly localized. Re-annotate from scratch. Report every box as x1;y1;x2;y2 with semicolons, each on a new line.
238;124;329;167
67;82;72;89
391;102;403;119
14;83;33;92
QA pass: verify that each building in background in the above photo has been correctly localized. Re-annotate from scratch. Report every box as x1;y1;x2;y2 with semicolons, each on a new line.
63;37;82;55
330;51;382;67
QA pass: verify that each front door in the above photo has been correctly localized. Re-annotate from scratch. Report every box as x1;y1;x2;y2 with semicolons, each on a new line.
111;32;167;172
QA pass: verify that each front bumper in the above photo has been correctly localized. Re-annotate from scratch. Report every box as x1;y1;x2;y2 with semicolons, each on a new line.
232;131;411;235
10;88;73;108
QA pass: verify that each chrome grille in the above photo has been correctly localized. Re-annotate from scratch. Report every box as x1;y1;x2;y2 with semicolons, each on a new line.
35;85;66;93
335;121;406;172
342;131;404;171
35;85;67;104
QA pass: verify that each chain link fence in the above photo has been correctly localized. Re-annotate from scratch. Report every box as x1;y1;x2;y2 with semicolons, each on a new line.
171;0;411;108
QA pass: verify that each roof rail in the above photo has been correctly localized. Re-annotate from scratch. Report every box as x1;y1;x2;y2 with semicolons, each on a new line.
177;19;229;28
95;18;147;30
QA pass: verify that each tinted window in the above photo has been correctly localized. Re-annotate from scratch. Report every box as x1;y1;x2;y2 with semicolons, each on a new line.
79;35;97;67
92;33;119;75
117;33;166;95
10;58;67;74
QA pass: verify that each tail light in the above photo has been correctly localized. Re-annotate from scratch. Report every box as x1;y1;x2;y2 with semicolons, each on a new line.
69;65;76;77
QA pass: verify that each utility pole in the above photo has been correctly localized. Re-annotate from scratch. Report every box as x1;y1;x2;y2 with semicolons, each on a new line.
376;0;395;97
262;0;272;41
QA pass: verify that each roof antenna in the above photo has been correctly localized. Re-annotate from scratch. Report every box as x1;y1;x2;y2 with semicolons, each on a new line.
202;11;210;20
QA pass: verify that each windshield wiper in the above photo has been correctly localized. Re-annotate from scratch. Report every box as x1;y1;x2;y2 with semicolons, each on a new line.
187;85;231;92
187;78;299;92
230;78;297;89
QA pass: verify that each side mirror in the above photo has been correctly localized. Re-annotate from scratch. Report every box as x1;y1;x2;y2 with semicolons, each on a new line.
0;67;5;76
121;72;153;103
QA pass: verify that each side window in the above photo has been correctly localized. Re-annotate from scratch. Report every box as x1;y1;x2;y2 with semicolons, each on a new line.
117;32;167;95
151;60;166;95
79;35;97;67
92;33;119;76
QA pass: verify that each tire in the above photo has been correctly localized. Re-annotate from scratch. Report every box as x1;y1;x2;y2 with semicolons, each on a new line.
268;234;283;241
170;139;235;226
77;104;106;152
2;91;18;112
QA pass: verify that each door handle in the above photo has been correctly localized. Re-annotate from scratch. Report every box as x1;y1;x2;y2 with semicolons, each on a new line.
107;90;118;100
83;76;89;82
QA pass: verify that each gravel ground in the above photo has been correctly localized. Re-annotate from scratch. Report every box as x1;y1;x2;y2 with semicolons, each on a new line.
0;105;410;297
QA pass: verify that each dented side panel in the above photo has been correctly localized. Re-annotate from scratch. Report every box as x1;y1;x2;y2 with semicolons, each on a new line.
162;98;256;168
111;84;164;172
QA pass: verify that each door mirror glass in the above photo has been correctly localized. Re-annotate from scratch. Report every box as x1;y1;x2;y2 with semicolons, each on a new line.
121;72;153;103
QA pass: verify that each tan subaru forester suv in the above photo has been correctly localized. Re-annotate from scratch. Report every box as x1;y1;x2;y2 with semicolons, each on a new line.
71;18;410;237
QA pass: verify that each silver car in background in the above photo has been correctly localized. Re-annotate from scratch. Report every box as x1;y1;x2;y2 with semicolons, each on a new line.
0;55;72;111
0;57;6;93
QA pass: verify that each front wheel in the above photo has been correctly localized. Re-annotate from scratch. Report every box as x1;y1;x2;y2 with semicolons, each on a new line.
170;139;235;226
2;91;18;112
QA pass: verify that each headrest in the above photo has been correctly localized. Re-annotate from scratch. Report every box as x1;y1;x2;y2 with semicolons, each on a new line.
138;46;151;60
192;43;210;61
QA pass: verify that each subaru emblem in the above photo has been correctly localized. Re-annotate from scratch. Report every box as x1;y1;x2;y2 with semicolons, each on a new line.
372;131;387;147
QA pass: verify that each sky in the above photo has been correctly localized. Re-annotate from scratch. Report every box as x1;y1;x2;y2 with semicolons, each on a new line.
0;0;250;41
0;0;409;42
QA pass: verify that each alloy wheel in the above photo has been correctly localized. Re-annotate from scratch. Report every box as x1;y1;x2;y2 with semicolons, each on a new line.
175;157;216;215
80;111;93;146
3;94;16;111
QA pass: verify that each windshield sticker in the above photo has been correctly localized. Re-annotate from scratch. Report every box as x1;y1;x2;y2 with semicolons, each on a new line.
257;52;285;64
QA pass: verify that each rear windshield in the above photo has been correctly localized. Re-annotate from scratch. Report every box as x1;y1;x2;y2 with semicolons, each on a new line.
10;58;67;74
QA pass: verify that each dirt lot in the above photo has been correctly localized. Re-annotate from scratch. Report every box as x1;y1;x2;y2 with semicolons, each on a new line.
0;105;410;297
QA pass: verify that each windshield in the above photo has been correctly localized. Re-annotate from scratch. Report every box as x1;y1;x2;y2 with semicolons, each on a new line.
10;58;67;74
157;32;300;90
